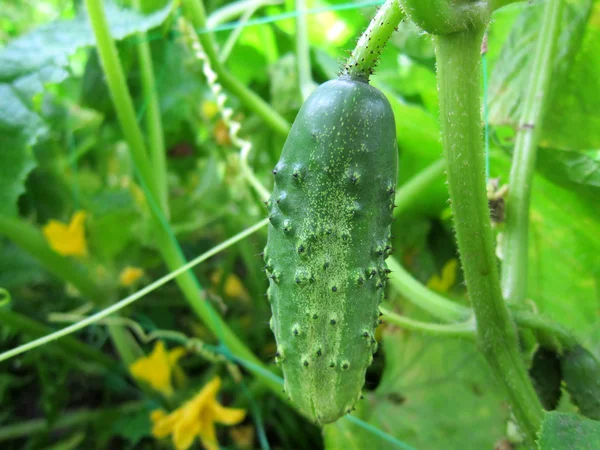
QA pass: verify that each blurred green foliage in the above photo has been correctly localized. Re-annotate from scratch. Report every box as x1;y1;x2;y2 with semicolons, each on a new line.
0;0;598;449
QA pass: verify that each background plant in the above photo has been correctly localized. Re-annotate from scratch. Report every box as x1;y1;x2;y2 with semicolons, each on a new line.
0;0;599;449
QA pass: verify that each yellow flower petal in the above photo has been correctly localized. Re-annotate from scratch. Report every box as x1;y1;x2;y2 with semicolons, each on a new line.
201;100;219;120
119;266;145;287
149;376;246;450
152;408;182;438
427;258;459;293
168;347;187;364
42;211;88;257
210;269;250;301
173;414;202;450
212;404;246;426
129;341;174;396
198;420;219;450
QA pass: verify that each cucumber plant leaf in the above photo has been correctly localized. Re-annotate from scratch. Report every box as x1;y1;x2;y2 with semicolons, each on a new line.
488;0;599;150
536;148;600;198
0;1;173;217
324;331;509;450
537;412;600;450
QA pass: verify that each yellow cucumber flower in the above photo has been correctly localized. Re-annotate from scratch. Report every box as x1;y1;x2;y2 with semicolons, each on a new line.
129;341;186;396
210;269;250;302
42;211;88;257
151;376;246;450
119;266;145;287
427;258;459;293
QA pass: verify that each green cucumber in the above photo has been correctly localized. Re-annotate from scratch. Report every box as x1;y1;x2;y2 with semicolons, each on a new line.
265;77;398;424
562;345;600;420
528;347;562;411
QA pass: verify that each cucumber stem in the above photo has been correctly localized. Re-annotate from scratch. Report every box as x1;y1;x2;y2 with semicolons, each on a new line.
344;0;404;81
501;0;564;305
434;27;543;446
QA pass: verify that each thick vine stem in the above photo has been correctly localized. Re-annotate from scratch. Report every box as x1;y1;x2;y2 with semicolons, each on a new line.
399;0;490;35
435;28;543;446
344;0;404;81
501;0;564;305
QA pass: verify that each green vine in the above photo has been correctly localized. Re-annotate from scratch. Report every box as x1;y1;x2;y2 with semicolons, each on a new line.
434;25;543;446
501;0;564;305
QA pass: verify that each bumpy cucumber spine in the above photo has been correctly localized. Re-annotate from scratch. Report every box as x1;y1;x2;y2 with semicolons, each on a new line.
561;345;600;420
264;77;398;424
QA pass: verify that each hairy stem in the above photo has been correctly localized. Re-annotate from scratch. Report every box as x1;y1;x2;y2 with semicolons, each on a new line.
133;0;169;217
399;0;489;35
501;0;564;305
182;0;291;135
435;28;543;445
344;0;404;81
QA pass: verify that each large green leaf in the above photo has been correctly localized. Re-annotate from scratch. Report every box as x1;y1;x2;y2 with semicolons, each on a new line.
488;0;598;150
537;412;600;450
323;330;509;450
0;1;173;81
536;148;600;197
0;1;173;217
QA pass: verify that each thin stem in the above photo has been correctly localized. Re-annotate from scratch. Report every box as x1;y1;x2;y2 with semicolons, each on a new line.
219;2;258;62
0;309;120;372
0;216;143;376
133;0;169;217
435;28;543;445
206;0;281;29
182;0;291;136
0;219;268;363
380;305;476;339
296;0;315;99
501;0;564;305
344;0;404;81
511;309;577;350
386;256;471;322
393;159;445;217
0;402;143;442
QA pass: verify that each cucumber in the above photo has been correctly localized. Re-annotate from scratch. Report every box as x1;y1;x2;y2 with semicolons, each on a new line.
528;347;562;411
561;345;600;420
265;77;398;424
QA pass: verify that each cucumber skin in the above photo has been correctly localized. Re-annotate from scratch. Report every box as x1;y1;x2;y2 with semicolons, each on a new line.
562;345;600;420
265;78;398;424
